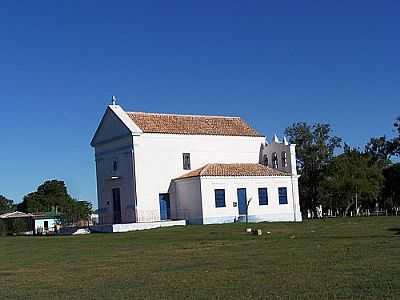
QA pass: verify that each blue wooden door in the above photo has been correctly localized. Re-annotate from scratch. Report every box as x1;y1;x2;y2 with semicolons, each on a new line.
237;188;247;215
159;194;170;220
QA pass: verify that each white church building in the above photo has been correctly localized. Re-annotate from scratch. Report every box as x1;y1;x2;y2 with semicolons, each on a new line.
91;101;302;226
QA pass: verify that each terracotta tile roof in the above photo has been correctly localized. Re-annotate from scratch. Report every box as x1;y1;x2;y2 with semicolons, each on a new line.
127;112;263;137
175;163;290;180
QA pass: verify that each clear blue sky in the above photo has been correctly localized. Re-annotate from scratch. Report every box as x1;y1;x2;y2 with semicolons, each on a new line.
0;1;399;206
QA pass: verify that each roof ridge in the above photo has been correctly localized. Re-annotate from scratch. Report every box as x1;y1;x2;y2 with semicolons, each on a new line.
127;111;241;119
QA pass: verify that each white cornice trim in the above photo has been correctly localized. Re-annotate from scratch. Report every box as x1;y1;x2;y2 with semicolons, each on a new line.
109;105;143;134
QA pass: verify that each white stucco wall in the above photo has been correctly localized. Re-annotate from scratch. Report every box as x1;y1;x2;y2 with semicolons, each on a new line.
199;176;302;224
174;177;203;223
34;218;57;233
133;133;265;222
95;148;136;224
92;107;137;224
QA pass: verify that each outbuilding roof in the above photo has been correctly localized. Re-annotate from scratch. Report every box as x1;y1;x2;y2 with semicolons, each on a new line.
0;211;33;219
31;212;60;220
127;112;263;137
175;163;290;180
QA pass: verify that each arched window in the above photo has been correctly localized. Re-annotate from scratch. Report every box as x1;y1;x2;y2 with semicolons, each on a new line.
112;159;118;172
263;155;268;166
272;152;278;169
281;151;288;168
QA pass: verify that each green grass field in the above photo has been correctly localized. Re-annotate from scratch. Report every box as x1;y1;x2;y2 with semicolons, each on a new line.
0;217;399;299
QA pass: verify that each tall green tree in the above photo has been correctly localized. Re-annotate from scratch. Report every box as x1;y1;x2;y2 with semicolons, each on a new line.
61;200;92;225
367;116;400;159
285;122;342;214
382;163;400;214
365;136;391;162
17;180;92;225
389;117;400;157
17;180;73;213
320;147;384;215
0;195;15;214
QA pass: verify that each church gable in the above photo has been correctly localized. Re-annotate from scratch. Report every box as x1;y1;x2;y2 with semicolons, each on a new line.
91;106;137;146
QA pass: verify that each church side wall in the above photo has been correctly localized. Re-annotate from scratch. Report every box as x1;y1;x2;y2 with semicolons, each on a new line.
133;134;265;222
200;176;302;224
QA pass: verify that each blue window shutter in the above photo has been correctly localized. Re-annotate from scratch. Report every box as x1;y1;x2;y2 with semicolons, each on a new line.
278;187;288;204
214;189;226;208
258;188;268;205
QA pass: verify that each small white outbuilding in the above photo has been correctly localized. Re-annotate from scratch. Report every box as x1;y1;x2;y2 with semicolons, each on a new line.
31;213;59;235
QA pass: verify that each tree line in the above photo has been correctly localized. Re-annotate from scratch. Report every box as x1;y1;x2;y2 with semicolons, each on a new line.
0;180;92;225
285;117;400;217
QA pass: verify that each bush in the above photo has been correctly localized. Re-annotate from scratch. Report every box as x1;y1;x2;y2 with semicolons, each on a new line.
0;220;6;236
0;218;32;236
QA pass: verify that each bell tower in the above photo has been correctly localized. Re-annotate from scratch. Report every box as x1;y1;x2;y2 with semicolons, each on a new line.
260;134;297;175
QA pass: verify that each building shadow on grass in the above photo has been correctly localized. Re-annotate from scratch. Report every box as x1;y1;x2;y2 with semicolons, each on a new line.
388;227;400;235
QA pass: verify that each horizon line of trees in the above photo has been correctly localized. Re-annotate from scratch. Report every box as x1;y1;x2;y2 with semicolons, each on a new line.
285;116;400;217
0;180;92;226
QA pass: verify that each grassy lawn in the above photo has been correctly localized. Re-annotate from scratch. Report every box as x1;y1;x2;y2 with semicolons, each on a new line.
0;217;399;299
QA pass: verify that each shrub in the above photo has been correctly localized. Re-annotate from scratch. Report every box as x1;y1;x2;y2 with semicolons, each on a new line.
0;220;6;236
